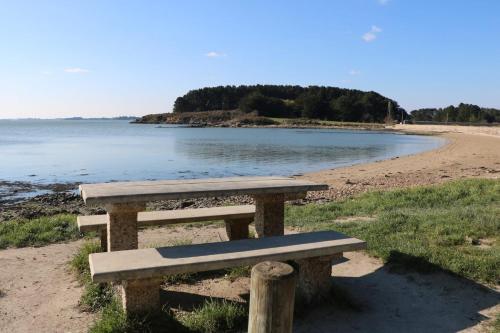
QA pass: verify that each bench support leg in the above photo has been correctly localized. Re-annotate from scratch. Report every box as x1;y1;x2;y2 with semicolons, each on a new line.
224;218;253;240
253;194;285;237
106;202;146;252
294;255;334;305
120;278;162;315
99;229;107;252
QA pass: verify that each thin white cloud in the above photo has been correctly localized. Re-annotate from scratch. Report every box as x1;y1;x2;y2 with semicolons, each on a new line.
378;0;389;5
40;70;52;75
362;25;382;42
205;51;227;58
64;67;89;73
349;69;361;76
362;32;377;42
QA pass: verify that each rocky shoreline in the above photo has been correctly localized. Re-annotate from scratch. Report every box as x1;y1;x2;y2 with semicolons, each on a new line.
133;110;387;130
0;181;324;223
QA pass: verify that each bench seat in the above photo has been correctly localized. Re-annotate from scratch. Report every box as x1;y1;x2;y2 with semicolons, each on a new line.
90;230;365;314
78;205;256;250
77;205;256;232
90;231;365;283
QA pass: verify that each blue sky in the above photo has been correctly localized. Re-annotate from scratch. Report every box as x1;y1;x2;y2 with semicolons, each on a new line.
1;0;499;118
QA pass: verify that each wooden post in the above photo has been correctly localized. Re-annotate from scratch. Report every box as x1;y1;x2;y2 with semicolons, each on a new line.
105;202;145;252
248;261;297;333
253;194;285;237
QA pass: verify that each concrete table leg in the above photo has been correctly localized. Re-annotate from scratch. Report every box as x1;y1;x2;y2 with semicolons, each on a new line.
105;202;146;252
294;255;334;305
225;218;253;240
120;277;162;315
253;194;285;237
99;229;107;252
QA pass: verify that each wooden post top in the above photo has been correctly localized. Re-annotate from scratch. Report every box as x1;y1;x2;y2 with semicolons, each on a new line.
79;176;328;206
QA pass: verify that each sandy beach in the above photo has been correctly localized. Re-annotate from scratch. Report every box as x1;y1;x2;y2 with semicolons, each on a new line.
301;128;500;201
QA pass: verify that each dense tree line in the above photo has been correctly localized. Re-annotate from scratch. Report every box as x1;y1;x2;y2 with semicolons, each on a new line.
411;103;500;123
173;85;406;122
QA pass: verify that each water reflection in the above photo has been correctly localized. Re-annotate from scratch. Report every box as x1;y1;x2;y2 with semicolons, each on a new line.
0;120;444;184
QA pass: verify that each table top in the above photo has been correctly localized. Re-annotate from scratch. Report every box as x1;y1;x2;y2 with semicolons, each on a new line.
79;176;328;206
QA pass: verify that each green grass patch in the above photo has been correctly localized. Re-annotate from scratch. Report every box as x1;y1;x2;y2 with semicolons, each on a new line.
179;299;247;333
493;313;500;333
286;179;500;284
70;241;114;312
0;214;80;249
89;298;246;333
89;300;189;333
70;241;102;281
225;266;252;281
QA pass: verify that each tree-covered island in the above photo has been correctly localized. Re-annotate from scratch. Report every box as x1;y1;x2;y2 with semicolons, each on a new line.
135;85;500;126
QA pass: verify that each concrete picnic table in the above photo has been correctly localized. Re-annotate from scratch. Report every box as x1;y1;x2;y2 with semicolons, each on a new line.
79;176;328;251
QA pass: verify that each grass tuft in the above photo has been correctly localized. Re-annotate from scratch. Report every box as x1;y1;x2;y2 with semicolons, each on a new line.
493;313;500;333
70;241;101;281
89;298;246;333
179;299;247;333
225;266;252;281
89;300;188;333
0;214;79;249
70;241;114;312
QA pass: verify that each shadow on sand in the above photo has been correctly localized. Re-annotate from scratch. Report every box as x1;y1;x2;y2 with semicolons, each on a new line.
155;251;498;332
294;251;499;333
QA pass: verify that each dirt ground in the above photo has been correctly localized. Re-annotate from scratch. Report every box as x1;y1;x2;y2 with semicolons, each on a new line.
1;128;499;332
0;239;94;333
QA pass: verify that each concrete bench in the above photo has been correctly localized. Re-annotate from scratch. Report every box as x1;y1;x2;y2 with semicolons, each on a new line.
89;230;366;314
78;205;256;251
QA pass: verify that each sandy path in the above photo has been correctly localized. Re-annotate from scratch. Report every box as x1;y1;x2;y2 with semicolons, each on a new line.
0;240;94;333
301;132;500;201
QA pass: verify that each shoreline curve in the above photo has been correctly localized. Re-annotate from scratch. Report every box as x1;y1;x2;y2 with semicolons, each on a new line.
300;126;500;201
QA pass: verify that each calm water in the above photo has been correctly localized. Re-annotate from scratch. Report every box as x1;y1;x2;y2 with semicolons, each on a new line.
0;119;444;184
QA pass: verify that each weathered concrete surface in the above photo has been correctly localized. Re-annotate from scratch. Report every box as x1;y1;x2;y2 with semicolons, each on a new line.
77;205;256;232
224;218;253;240
90;231;366;283
253;193;285;237
120;277;162;315
294;255;335;304
106;202;145;251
